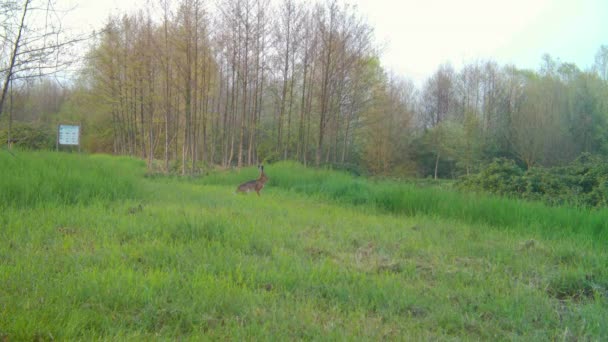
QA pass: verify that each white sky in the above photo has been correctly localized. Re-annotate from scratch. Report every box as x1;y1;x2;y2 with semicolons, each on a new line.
60;0;608;85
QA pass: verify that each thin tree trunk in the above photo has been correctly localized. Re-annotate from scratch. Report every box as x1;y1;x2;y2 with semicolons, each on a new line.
341;103;354;163
7;81;13;149
0;0;30;119
285;55;296;160
297;46;309;161
238;8;249;168
163;1;171;172
434;151;440;180
139;77;146;160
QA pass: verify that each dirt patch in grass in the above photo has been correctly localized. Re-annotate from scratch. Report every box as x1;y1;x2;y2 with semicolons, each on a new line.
546;273;604;301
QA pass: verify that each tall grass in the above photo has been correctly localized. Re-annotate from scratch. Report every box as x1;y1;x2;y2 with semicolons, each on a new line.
2;153;607;339
201;161;608;243
0;150;144;208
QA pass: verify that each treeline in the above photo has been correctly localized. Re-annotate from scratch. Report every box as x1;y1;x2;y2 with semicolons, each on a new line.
82;0;393;174
2;0;608;178
414;53;608;178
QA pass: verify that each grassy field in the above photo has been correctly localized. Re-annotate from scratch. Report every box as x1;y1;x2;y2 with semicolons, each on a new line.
1;151;607;340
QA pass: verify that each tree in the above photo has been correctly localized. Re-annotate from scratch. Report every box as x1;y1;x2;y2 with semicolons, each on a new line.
311;0;373;166
47;0;608;178
565;71;608;155
360;69;416;175
273;0;299;158
509;73;567;168
593;45;608;81
420;63;456;178
455;110;482;175
1;0;80;120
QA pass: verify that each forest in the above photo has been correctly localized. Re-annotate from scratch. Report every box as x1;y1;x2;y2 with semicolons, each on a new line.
2;0;608;178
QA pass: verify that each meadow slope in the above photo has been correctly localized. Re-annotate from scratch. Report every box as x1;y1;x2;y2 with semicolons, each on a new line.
1;152;607;340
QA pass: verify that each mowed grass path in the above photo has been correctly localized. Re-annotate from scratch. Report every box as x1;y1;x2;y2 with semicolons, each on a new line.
1;152;607;340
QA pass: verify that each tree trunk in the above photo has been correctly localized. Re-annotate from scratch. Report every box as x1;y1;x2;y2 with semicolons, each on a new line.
434;151;440;180
7;82;13;149
0;0;30;119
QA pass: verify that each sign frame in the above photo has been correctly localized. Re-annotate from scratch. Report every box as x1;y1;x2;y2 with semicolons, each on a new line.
57;124;81;152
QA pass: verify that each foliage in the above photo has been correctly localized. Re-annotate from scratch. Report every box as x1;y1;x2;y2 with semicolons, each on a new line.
3;26;608;179
457;154;608;208
0;122;54;149
410;134;457;179
456;158;525;196
1;0;608;181
0;0;80;119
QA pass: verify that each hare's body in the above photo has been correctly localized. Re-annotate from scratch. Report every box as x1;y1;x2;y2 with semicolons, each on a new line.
236;165;268;196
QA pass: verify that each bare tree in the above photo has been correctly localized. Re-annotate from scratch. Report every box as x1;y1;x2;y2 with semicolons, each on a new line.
594;45;608;81
420;63;456;178
1;0;81;120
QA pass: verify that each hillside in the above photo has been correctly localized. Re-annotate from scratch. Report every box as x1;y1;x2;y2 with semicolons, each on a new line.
1;151;607;340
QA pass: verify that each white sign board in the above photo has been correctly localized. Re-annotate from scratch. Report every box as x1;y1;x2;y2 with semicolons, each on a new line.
58;125;80;145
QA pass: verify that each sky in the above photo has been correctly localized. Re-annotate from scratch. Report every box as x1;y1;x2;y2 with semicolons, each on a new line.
352;0;607;84
60;0;607;85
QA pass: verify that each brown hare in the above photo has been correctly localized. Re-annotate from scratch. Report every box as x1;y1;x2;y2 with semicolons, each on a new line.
236;165;268;196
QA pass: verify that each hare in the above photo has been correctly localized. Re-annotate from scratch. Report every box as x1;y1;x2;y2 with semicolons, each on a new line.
236;165;268;196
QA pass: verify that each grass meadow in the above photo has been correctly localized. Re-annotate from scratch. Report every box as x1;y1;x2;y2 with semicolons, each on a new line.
1;151;607;340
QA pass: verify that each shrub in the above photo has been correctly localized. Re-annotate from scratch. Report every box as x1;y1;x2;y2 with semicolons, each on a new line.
456;158;525;196
0;123;54;150
457;154;608;208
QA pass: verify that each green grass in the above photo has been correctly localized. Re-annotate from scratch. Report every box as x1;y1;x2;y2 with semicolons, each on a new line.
1;152;607;340
200;162;608;245
0;150;144;208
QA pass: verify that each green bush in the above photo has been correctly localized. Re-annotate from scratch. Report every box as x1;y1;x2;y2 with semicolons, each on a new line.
457;154;608;208
457;158;525;196
0;123;54;150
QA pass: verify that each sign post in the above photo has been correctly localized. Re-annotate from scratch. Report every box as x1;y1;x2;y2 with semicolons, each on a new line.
57;124;81;152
